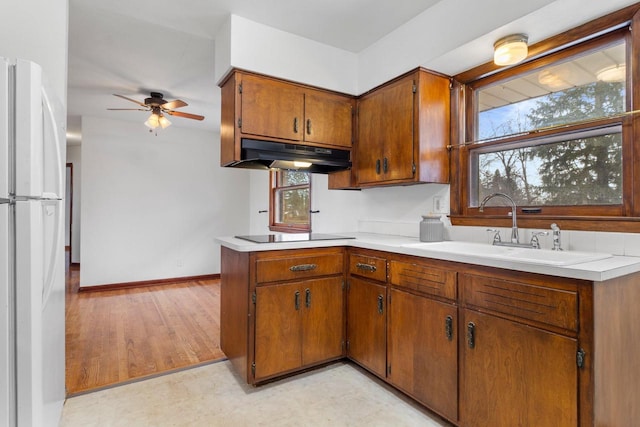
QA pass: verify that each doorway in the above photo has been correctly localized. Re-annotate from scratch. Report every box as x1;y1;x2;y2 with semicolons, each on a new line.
65;163;72;264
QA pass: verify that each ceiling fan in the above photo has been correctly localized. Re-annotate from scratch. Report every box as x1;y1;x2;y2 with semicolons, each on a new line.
108;92;205;130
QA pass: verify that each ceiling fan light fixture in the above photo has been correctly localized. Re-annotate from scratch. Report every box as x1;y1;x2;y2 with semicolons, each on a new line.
494;34;528;66
158;114;172;129
144;112;160;129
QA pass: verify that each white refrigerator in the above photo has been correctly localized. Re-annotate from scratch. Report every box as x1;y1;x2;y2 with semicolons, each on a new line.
0;58;66;426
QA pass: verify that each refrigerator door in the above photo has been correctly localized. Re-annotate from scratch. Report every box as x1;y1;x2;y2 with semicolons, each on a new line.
14;59;65;200
15;199;65;427
0;58;8;199
0;202;15;427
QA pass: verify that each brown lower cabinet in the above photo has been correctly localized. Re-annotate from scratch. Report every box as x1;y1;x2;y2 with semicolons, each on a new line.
346;276;387;378
221;245;640;426
220;246;345;384
255;277;344;381
388;288;458;422
459;309;577;427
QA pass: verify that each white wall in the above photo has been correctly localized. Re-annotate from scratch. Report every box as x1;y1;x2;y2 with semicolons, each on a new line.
66;144;81;263
79;117;249;287
1;0;68;104
246;169;447;238
215;15;358;94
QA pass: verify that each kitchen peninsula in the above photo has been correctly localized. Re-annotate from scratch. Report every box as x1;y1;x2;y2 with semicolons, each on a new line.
218;234;640;427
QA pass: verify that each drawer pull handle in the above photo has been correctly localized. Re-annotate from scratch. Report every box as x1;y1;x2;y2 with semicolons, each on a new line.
293;117;299;133
306;118;312;135
376;159;381;175
356;263;377;273
377;294;384;315
445;315;453;341
290;263;317;272
294;290;300;311
467;322;476;349
305;288;311;308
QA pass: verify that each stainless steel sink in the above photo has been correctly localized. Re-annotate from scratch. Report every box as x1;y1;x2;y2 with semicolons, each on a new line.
401;241;612;266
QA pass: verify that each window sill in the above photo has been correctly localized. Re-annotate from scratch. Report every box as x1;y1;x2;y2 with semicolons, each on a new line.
269;225;311;233
449;214;640;233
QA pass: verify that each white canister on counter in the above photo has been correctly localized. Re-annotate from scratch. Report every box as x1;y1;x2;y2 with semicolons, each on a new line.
420;215;444;242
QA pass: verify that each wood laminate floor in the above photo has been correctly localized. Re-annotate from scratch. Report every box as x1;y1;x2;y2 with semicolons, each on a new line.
65;252;225;395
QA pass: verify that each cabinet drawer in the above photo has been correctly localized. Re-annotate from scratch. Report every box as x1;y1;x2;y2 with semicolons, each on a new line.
461;274;578;332
349;254;387;282
389;260;456;300
256;252;343;284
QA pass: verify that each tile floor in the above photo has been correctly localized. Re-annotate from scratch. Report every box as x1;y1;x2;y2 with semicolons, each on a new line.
60;360;450;426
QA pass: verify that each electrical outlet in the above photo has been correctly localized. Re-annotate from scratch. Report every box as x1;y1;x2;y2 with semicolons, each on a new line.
433;196;443;213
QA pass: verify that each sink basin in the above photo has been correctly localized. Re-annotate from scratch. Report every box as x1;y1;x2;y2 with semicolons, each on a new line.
401;241;612;266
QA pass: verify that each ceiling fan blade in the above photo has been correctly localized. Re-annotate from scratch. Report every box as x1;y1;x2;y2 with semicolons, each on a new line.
113;93;147;107
162;99;188;110
165;110;205;121
107;108;149;111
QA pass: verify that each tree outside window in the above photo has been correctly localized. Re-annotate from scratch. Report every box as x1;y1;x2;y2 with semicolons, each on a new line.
471;41;625;209
270;170;311;232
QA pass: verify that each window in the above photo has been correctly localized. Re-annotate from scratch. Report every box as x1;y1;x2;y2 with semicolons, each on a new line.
270;170;311;232
471;40;626;209
450;9;640;232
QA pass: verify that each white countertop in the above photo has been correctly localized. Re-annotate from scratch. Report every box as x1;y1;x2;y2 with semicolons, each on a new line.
216;233;640;282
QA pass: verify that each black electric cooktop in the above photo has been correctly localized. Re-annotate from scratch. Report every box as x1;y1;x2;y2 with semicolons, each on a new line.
235;233;355;244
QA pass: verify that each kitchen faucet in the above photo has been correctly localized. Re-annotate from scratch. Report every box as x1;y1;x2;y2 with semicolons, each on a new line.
479;193;519;244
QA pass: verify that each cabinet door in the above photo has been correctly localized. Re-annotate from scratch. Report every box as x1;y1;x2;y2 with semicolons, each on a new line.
388;288;458;422
254;283;302;380
381;76;415;182
357;76;415;185
302;277;344;366
356;87;386;184
347;276;386;377
240;74;304;142
304;91;353;148
459;309;578;427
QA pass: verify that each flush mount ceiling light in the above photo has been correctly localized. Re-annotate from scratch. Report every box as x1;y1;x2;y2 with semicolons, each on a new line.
494;34;529;66
597;64;626;82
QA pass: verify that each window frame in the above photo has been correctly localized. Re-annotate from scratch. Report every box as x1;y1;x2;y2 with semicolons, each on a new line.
449;5;640;232
269;170;312;233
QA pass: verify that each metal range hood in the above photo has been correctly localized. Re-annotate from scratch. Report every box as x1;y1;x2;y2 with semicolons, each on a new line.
227;138;351;174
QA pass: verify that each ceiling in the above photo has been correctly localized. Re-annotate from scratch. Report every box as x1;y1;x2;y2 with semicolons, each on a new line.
67;0;639;145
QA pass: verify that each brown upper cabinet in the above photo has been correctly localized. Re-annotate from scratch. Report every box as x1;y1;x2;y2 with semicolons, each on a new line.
355;68;451;187
219;70;354;166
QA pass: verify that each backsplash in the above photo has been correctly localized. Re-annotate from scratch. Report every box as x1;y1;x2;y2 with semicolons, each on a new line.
358;219;640;257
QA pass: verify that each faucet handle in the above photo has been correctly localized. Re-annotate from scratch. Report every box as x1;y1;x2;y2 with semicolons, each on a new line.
530;231;549;249
486;228;501;245
550;223;563;251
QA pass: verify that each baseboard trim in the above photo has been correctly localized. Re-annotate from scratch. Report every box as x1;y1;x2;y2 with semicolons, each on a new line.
78;273;220;293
